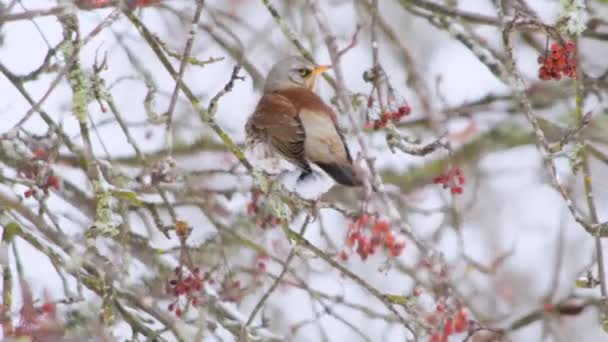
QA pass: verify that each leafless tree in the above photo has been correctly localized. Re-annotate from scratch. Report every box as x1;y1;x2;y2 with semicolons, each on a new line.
0;0;607;341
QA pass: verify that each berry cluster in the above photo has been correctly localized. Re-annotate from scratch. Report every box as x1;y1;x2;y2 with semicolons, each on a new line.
219;279;245;302
7;282;62;339
19;148;61;199
365;105;411;130
246;189;281;228
538;41;576;81
166;267;203;317
428;306;469;342
246;189;263;214
433;167;465;195
23;174;60;198
341;214;405;261
12;301;58;338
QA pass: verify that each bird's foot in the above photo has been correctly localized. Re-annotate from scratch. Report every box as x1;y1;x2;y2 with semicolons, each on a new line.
297;170;317;183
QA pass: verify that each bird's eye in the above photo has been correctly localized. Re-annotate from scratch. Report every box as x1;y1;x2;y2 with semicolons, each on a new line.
297;68;311;77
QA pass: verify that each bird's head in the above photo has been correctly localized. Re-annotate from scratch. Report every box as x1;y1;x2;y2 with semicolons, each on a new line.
263;56;330;92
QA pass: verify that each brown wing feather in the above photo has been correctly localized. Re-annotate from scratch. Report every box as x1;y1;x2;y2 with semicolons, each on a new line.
273;88;361;186
247;93;311;172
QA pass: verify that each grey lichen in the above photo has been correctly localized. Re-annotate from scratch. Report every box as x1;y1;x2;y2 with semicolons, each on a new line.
568;143;585;174
59;15;93;124
267;193;292;221
90;72;110;105
252;171;270;193
86;180;119;240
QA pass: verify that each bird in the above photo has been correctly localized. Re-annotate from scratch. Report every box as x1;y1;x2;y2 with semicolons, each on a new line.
245;56;362;187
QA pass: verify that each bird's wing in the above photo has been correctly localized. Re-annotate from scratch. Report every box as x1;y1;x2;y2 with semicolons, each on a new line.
298;109;348;165
248;93;311;172
272;88;351;166
272;88;362;186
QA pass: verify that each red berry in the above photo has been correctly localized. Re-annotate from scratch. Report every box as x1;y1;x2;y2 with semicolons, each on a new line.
48;175;60;189
366;244;376;255
391;242;405;257
357;235;367;245
434;167;465;195
565;41;575;53
453;309;468;333
550;43;560;53
41;301;55;314
450;186;463;194
398;105;411;115
372;219;389;235
384;231;395;248
433;175;446;184
370;235;381;246
443;317;454;336
357;214;370;227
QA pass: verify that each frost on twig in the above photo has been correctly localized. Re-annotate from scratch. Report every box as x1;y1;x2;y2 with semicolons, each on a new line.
558;0;588;36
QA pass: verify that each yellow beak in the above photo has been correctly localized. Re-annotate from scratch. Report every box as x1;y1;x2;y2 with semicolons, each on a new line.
305;65;331;89
311;65;331;76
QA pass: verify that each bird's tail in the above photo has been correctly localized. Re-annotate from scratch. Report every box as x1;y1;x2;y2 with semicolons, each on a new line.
315;162;362;187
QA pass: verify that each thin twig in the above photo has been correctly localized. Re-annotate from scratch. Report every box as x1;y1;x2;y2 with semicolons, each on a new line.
165;0;206;152
243;215;312;331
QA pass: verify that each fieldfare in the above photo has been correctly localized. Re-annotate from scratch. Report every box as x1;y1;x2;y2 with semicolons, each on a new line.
245;56;361;186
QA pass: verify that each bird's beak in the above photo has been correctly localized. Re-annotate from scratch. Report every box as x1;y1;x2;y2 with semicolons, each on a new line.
312;65;331;76
305;65;331;89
